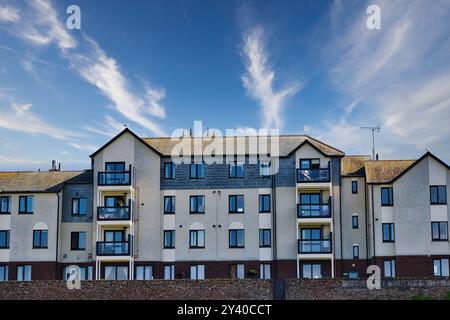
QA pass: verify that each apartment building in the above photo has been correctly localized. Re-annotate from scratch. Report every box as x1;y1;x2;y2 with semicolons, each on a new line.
0;128;449;281
340;152;450;278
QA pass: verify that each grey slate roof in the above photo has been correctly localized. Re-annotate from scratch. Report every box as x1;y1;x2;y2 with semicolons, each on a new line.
0;171;89;193
143;135;344;157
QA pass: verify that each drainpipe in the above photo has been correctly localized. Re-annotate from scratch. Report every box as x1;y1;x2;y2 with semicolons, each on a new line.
55;192;60;280
371;185;376;262
364;177;370;268
271;162;278;278
338;160;343;278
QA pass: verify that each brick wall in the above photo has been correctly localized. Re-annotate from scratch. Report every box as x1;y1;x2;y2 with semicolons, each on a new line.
0;278;449;300
0;279;272;300
285;278;450;300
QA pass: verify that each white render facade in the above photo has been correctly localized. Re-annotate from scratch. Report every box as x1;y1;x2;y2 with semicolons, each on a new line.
0;128;449;281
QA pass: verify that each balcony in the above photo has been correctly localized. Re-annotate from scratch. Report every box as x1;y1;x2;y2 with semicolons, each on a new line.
298;239;332;254
98;165;132;186
97;199;131;221
297;168;330;183
297;204;331;218
96;240;131;256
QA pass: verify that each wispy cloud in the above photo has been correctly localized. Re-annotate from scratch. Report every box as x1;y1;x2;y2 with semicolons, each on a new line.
68;142;98;153
0;0;168;136
83;115;126;138
0;154;47;165
308;0;450;160
241;27;301;129
0;102;82;141
0;5;19;23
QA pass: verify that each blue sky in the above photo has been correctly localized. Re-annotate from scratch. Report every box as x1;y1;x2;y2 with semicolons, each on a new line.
0;0;449;170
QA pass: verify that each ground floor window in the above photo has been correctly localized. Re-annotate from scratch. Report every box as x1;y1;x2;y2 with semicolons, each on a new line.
190;265;205;280
63;266;93;280
383;259;396;278
0;265;8;281
104;265;128;280
433;259;449;277
302;263;322;279
135;265;153;280
17;265;32;281
164;265;175;280
260;264;271;279
229;264;245;279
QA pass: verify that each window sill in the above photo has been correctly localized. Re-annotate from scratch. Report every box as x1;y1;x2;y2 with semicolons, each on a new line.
0;212;11;215
229;212;245;214
32;247;48;249
189;247;205;249
18;212;34;215
431;239;449;242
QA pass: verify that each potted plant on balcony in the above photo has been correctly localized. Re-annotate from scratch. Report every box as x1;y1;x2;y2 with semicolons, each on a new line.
247;268;258;278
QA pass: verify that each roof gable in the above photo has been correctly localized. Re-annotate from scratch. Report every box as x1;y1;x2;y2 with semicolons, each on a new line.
90;128;162;158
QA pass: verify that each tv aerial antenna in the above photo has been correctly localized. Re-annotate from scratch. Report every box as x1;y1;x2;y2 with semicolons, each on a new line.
360;124;381;160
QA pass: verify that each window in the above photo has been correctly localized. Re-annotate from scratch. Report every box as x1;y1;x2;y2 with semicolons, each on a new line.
383;260;396;278
299;193;327;217
300;159;320;169
164;265;175;280
19;195;33;214
17;265;32;281
353;244;359;259
259;194;271;213
63;266;93;280
352;215;359;229
104;230;125;242
72;198;87;215
302;263;322;279
229;264;245;279
382;223;395;242
259;161;270;177
381;187;393;206
163;230;175;249
259;229;271;248
430;186;447;204
229;229;245;248
0;265;8;282
351;181;358;194
190;195;205;214
190;162;205;179
229;195;244;213
260;264;271;279
0;196;10;214
105;162;125;171
105;266;128;280
0;230;9;249
431;222;448;241
189;230;205;248
135;266;153;280
433;259;449;277
164;162;176;179
70;232;86;250
105;196;125;207
190;265;205;280
164;196;175;214
33;230;48;248
229;162;244;178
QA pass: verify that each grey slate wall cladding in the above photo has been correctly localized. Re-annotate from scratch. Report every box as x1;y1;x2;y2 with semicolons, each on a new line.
160;154;337;190
62;183;93;222
331;158;341;187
